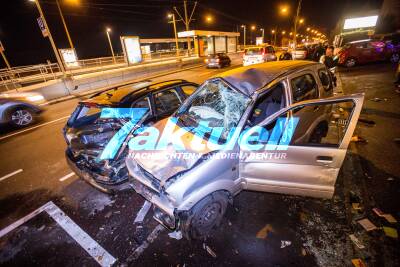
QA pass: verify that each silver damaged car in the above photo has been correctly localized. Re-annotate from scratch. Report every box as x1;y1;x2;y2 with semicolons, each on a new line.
126;61;364;239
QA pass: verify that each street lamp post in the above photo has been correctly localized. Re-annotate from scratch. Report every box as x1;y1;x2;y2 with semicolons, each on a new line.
0;42;11;70
30;0;66;74
293;0;303;49
168;13;180;57
241;25;246;47
250;25;256;45
106;28;116;63
260;28;265;44
55;0;74;49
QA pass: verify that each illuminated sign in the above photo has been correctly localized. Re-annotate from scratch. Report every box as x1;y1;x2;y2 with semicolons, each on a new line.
256;37;263;45
120;36;142;65
37;17;48;37
59;48;78;68
343;15;378;30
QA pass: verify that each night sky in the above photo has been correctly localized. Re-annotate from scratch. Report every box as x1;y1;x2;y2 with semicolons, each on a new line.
0;0;383;67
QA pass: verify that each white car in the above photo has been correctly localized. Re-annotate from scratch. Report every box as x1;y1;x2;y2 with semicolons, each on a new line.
243;46;277;66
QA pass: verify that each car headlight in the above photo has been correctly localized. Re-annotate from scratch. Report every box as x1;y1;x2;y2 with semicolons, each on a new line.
26;95;45;102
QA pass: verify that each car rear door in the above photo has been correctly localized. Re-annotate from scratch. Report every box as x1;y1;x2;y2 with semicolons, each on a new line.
239;94;364;199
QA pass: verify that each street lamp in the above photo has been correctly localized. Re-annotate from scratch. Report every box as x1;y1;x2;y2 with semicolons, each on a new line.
105;27;116;63
29;0;66;74
241;25;246;47
282;31;286;35
55;0;74;49
168;13;180;57
205;15;213;23
306;27;310;31
280;5;289;15
250;25;256;45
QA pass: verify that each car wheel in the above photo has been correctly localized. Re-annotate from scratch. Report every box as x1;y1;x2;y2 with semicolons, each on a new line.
180;191;228;240
390;53;400;63
345;58;357;67
9;108;35;127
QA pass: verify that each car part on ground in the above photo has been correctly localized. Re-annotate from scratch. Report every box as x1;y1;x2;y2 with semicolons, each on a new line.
126;61;363;240
64;79;198;193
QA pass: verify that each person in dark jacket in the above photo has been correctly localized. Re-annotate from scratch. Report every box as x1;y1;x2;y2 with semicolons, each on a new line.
312;43;325;62
319;46;337;69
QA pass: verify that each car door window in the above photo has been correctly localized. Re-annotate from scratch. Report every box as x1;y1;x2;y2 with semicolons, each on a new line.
290;74;318;103
261;100;356;148
131;96;150;109
318;69;332;91
181;85;197;96
154;89;181;115
249;82;286;125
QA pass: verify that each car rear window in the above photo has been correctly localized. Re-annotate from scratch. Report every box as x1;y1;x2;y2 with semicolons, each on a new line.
290;74;318;103
245;47;263;55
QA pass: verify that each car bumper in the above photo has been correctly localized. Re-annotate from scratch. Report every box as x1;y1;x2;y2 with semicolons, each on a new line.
206;63;221;68
65;149;130;194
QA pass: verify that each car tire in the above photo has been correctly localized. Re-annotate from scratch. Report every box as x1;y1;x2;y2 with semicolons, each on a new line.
345;58;357;68
9;108;35;127
179;191;228;240
390;53;399;63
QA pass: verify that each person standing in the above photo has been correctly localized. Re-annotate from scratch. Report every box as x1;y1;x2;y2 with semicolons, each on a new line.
320;46;336;69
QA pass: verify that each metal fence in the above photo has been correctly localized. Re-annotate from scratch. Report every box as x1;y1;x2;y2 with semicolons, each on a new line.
0;49;194;92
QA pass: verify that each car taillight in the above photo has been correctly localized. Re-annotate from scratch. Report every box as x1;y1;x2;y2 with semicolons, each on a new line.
205;59;209;63
216;58;220;63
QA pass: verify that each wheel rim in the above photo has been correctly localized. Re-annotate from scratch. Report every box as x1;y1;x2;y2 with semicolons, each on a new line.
346;59;356;67
391;54;399;63
11;110;33;126
196;202;220;229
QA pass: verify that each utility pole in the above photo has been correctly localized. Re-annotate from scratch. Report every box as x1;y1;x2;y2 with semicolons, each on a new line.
106;28;116;63
173;1;197;56
241;25;246;47
260;28;265;44
31;0;66;74
56;0;74;49
293;0;303;50
168;13;180;57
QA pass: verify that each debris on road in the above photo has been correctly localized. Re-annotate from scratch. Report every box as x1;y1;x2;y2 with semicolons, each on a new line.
256;224;274;239
369;97;388;102
358;118;376;126
168;230;183;240
203;243;217;258
357;218;377;231
382;226;398;239
349;234;365;249
383;214;397;224
351;135;368;143
351;258;367;267
280;240;291;248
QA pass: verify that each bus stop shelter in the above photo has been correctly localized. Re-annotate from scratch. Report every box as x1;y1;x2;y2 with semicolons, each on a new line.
177;30;239;57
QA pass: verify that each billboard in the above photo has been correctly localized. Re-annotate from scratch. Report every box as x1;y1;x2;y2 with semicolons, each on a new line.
256;37;263;45
37;17;48;37
59;48;78;68
343;15;378;30
120;36;142;65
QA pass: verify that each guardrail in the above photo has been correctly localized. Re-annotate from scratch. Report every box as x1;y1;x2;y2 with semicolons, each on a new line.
0;49;195;92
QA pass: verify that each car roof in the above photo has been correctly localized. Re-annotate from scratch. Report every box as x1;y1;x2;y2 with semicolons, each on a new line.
217;60;320;96
81;79;189;106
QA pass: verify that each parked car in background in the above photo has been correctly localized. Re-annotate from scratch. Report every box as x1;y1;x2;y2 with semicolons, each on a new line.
126;61;363;240
243;45;277;66
205;53;231;68
290;46;308;59
338;39;400;67
64;79;198;193
0;92;45;127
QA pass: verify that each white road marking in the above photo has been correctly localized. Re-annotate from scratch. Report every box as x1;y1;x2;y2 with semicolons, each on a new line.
127;224;165;262
59;172;76;182
0;201;116;267
133;201;152;223
0;115;70;141
0;169;23;182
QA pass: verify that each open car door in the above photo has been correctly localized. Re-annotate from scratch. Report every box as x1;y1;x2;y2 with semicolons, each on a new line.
240;93;364;198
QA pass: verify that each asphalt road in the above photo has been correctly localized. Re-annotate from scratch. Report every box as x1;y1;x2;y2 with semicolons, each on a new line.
0;60;398;267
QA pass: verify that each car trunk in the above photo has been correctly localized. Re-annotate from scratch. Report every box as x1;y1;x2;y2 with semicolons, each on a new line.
64;103;128;184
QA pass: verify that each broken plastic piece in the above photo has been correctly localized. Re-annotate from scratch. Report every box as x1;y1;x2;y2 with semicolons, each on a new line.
280;240;291;248
383;214;397;223
256;224;274;239
203;243;217;258
358;118;376;125
382;226;398;239
168;230;183;240
357;218;377;231
351;135;368;143
372;208;385;217
349;234;365;249
351;258;367;267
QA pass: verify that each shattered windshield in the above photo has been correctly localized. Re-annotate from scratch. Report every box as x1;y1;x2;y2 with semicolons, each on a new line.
178;79;251;140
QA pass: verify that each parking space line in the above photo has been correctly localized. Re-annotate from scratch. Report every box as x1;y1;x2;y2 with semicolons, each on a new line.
0;169;23;182
133;201;152;223
0;116;70;141
59;172;76;182
0;201;116;267
127;224;165;262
